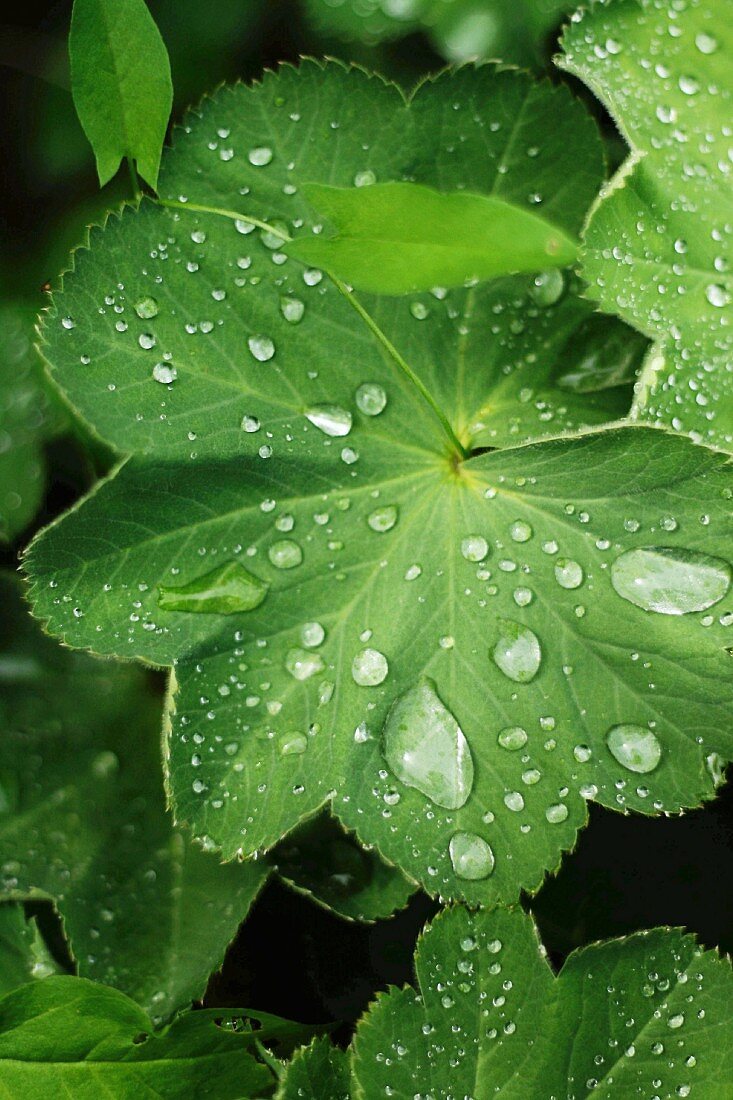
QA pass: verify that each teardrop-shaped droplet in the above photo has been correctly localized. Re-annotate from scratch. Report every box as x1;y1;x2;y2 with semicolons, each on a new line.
285;647;325;681
305;404;353;437
449;831;494;880
383;678;473;809
157;562;267;614
611;547;731;615
606;724;662;773
492;620;541;683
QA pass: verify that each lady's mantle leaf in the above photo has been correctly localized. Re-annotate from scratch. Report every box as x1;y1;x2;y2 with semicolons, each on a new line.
25;63;733;906
351;905;733;1098
287;182;577;294
561;0;733;451
69;0;173;188
277;1037;350;1100
0;976;274;1098
0;574;268;1023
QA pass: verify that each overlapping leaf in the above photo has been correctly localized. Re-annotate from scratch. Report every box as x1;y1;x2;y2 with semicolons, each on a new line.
0;975;277;1098
0;907;62;998
278;1037;350;1100
562;0;733;450
25;62;733;908
350;905;733;1098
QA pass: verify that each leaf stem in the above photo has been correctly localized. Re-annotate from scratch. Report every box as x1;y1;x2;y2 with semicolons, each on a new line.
127;157;142;201
156;197;467;459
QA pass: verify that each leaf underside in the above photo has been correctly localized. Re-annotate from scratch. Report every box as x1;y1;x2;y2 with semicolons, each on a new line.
26;61;733;907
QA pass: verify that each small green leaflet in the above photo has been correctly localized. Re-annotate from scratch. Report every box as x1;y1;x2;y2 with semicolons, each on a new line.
277;1037;350;1100
562;0;733;451
287;182;577;294
350;905;733;1098
304;0;570;69
26;62;733;907
69;0;173;189
0;976;276;1098
0;574;268;1023
0;908;63;998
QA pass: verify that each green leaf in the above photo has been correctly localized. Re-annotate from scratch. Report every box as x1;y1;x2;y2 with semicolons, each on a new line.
273;813;416;923
0;574;269;1022
0;908;63;998
278;1037;350;1100
561;0;733;451
286;182;577;294
0;975;275;1098
304;0;570;69
0;305;58;543
69;0;173;189
351;905;733;1098
25;63;733;906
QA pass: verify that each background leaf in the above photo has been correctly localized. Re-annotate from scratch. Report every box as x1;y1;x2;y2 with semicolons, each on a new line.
0;574;269;1023
561;0;733;451
351;904;733;1098
69;0;173;188
0;907;63;998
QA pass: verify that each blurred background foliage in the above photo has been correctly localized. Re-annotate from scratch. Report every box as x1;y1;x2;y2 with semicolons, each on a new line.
1;0;731;1034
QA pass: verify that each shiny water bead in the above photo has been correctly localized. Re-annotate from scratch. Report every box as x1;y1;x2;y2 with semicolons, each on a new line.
368;505;398;532
300;621;325;648
383;679;473;809
152;363;176;384
611;548;731;615
352;647;388;686
305;404;352;437
461;535;489;562
497;726;528;751
248;335;275;362
355;382;387;416
449;832;495;879
248;146;273;166
606;724;662;774
554;559;584;589
268;539;303;569
492;620;542;683
134;296;159;319
285;647;325;681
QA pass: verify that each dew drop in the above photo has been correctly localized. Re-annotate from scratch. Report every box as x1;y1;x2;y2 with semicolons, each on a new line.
285;647;325;681
248;335;275;362
355;382;387;416
248;146;273;166
461;535;489;562
383;678;473;809
368;505;398;532
268;539;303;569
449;832;495;880
492;620;542;683
279;732;308;756
611;548;731;615
352;647;388;686
305;404;352;437
606;724;662;774
529;270;565;307
152;363;177;384
554;559;584;589
301;621;325;648
545;803;569;824
497;726;528;751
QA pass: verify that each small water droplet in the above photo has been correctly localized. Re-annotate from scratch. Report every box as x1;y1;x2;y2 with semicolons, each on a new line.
383;678;473;809
606;724;662;773
268;540;303;569
368;505;398;532
529;270;565;307
492;620;542;683
305;404;352;437
497;726;528;751
449;831;495;879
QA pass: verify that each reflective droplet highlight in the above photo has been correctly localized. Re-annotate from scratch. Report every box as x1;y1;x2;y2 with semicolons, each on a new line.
305;404;352;437
157;562;267;615
611;547;731;615
606;724;662;774
383;678;473;809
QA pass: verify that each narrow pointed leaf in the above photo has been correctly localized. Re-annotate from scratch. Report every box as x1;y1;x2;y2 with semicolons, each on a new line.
287;181;578;294
69;0;173;188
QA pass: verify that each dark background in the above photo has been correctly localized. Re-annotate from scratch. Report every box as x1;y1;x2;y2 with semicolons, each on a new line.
2;0;731;1037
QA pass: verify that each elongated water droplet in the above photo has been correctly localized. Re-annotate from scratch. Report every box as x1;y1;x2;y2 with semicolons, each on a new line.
492;620;541;683
449;831;494;880
498;726;528;750
606;724;662;773
611;548;731;615
285;647;325;681
157;562;267;614
355;382;387;416
279;733;308;756
352;647;388;686
383;679;473;809
305;404;353;437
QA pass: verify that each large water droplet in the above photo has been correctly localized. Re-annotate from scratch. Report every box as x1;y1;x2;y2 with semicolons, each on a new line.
134;296;159;319
368;505;398;532
248;335;275;362
352;647;388;686
554;559;584;589
492;620;542;683
461;535;489;562
449;831;494;880
355;382;387;416
157;562;267;614
606;724;662;773
268;539;303;569
611;548;731;615
497;726;528;750
285;647;325;681
383;678;473;809
305;404;352;437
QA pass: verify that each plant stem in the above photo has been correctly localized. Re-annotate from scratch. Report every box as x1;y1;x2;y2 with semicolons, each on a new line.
127;157;142;201
156;198;467;459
